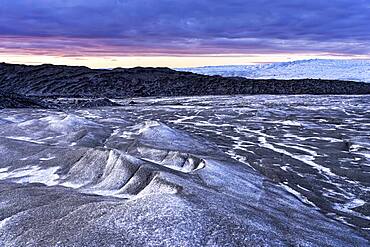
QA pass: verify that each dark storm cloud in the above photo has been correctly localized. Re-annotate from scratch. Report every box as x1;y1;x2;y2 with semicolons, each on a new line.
0;0;369;55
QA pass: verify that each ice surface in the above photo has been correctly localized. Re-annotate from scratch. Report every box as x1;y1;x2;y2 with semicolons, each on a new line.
0;165;60;186
178;59;370;83
0;95;369;246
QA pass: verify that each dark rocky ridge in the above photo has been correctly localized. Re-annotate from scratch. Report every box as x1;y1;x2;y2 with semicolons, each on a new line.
0;93;122;109
1;62;369;99
0;94;45;108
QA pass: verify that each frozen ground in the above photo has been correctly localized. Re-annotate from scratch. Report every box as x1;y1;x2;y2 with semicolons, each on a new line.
178;59;370;83
0;95;369;246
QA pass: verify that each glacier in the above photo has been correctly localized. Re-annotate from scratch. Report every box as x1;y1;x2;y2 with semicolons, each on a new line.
0;95;369;246
177;59;370;83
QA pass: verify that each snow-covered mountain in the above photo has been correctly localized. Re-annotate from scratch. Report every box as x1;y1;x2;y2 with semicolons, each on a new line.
177;59;370;83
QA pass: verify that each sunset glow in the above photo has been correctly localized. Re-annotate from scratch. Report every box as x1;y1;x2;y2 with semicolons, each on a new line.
0;0;369;67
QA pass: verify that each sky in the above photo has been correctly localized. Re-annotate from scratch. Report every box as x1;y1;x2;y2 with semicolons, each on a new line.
0;0;369;68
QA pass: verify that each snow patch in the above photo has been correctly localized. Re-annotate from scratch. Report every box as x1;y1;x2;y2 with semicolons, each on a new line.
0;165;60;186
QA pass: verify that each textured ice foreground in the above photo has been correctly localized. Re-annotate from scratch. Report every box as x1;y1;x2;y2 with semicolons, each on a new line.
0;95;369;246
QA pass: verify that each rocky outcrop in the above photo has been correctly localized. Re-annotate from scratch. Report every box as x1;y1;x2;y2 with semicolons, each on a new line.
0;62;369;98
0;94;45;108
0;94;121;109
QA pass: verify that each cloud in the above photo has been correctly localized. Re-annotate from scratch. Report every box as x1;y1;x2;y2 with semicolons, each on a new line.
0;0;369;56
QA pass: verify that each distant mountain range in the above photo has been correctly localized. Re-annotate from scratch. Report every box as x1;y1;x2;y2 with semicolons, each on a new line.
177;59;370;83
